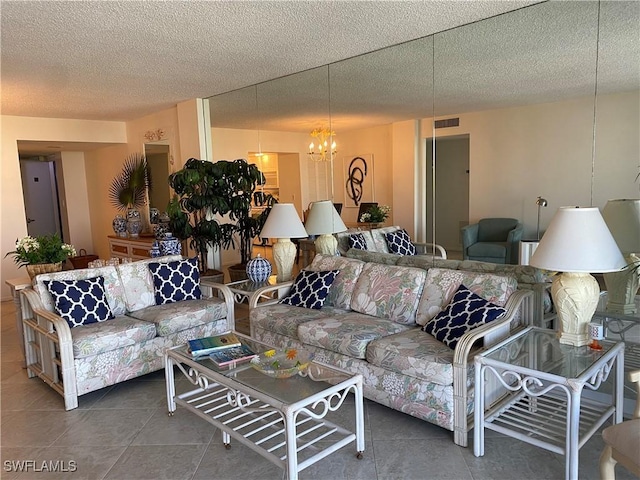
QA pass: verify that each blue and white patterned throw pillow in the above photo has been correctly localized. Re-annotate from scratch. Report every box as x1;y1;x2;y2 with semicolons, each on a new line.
384;229;416;256
349;233;368;250
45;276;114;328
279;270;339;309
148;257;202;305
423;284;506;349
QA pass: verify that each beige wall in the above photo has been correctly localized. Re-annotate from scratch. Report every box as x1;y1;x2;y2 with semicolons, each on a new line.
1;116;127;299
60;151;94;253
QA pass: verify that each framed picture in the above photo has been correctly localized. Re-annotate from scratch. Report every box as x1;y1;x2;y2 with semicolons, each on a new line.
344;154;374;208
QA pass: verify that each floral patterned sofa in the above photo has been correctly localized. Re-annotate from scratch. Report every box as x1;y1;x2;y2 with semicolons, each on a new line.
249;254;534;447
20;255;234;410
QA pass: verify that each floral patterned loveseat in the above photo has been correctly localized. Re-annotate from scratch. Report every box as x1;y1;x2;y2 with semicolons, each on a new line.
20;255;234;410
250;254;534;447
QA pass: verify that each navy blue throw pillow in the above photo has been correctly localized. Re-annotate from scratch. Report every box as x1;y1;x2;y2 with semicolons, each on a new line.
279;270;339;309
148;257;202;305
349;233;368;250
385;229;416;256
423;284;506;349
45;276;114;328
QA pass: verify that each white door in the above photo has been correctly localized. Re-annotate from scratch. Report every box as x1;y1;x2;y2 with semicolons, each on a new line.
20;159;62;238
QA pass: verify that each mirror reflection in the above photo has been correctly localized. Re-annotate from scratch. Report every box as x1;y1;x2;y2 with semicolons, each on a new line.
206;0;638;263
144;142;171;214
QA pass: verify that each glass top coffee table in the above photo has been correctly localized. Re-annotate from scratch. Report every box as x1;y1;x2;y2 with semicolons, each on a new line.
165;332;364;480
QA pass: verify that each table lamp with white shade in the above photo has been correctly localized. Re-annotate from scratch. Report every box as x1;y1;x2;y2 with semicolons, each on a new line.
304;200;347;255
530;206;626;346
601;198;640;314
259;203;308;282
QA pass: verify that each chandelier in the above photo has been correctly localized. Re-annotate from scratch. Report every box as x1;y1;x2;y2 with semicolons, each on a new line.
308;128;337;162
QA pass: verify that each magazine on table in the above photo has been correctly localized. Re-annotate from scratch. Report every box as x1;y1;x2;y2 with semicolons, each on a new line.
208;344;257;367
187;332;241;358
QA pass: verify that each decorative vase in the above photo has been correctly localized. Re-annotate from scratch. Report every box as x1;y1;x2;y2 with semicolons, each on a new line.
25;262;63;280
159;233;181;256
112;214;127;237
149;208;160;224
153;222;170;240
149;241;161;258
246;254;272;283
126;209;142;238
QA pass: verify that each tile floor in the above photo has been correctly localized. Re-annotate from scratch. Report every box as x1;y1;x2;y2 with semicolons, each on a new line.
1;298;634;480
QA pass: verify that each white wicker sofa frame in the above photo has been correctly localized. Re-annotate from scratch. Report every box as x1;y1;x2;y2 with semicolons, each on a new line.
20;256;235;410
249;255;533;447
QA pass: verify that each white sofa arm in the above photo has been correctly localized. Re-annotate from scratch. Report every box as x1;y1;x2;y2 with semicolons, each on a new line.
199;281;237;332
248;281;294;309
414;242;447;259
21;288;78;410
450;288;533;447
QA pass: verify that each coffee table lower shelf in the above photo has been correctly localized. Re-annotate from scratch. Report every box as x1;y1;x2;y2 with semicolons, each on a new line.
165;347;365;480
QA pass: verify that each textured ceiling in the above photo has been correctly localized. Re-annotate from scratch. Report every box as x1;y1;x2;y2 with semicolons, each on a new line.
1;0;539;122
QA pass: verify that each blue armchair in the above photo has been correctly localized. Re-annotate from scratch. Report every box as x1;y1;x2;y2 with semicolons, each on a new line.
461;218;523;264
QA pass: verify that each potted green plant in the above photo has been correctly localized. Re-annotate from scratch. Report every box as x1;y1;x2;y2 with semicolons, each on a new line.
6;234;77;279
167;158;267;279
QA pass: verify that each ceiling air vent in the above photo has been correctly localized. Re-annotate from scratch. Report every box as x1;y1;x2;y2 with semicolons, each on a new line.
435;118;460;129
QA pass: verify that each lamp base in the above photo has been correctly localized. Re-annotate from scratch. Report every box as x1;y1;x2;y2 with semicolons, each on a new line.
314;234;338;256
272;238;296;282
603;254;639;315
551;272;600;347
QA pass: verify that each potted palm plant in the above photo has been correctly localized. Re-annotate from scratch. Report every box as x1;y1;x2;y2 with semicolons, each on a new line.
108;153;151;236
167;158;267;279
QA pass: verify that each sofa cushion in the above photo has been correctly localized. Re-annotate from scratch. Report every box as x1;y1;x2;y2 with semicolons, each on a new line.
149;257;202;305
468;242;508;259
70;315;157;358
349;233;368;250
34;265;126;316
298;312;413;359
415;268;517;326
367;327;478;386
384;229;416;256
116;255;182;312
424;285;506;349
351;263;426;325
370;226;402;253
279;270;339;309
45;277;114;328
346;248;402;265
336;229;375;255
251;304;349;339
126;297;228;336
306;254;364;309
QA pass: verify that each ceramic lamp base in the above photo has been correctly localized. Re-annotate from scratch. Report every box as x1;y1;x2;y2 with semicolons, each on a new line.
603;255;639;314
552;272;600;346
273;238;296;282
314;234;338;256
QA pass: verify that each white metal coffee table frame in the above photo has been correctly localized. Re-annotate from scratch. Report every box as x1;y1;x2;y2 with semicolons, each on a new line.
473;327;624;480
165;336;365;480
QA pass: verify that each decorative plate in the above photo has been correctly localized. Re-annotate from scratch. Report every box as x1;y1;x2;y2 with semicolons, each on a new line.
250;348;314;378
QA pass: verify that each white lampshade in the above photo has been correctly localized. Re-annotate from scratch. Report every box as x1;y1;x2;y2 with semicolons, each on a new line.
602;199;640;255
530;206;626;273
259;203;307;239
304;201;347;235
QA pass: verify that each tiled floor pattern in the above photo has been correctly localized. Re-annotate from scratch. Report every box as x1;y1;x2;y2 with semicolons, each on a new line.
1;296;635;479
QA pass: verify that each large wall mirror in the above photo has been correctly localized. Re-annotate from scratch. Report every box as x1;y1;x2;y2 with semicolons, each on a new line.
206;0;639;262
144;141;171;213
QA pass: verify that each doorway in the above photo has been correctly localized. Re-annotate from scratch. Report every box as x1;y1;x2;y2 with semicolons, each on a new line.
426;135;470;257
19;156;64;239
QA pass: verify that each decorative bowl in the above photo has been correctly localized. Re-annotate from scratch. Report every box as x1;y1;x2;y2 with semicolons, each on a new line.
250;348;314;378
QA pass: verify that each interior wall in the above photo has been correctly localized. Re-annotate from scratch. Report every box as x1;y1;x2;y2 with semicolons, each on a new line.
1;115;127;300
60;151;94;254
417;91;639;240
332;124;393;226
392;120;420;240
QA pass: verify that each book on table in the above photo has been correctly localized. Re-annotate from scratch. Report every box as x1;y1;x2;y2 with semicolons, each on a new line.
187;332;241;358
209;344;257;367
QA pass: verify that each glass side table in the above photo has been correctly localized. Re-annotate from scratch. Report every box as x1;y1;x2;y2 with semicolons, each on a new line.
222;276;289;305
474;327;624;480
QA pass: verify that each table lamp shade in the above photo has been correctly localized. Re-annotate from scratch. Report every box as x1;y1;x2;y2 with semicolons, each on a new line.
602;199;640;255
304;200;347;256
259;203;307;282
259;204;307;239
530;206;625;346
304;201;347;235
530;206;625;274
